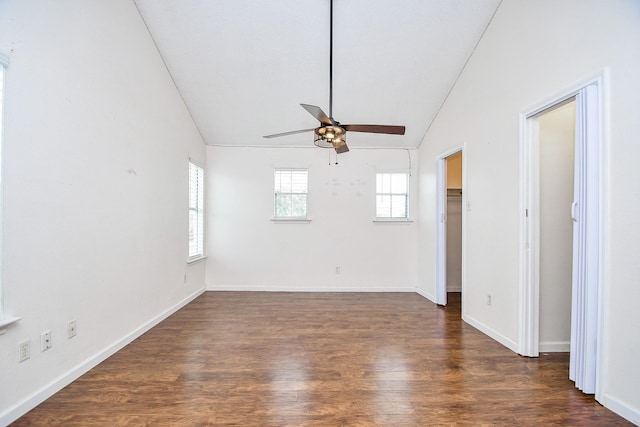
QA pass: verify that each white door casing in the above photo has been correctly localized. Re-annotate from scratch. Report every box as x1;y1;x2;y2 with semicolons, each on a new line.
436;157;447;306
519;72;606;398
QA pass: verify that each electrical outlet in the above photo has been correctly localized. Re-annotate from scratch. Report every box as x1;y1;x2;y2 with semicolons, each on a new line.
41;330;52;352
335;266;341;274
67;320;77;339
487;294;493;306
19;340;31;362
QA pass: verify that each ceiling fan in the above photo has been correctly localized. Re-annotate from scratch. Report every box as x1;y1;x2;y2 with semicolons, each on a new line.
263;0;406;154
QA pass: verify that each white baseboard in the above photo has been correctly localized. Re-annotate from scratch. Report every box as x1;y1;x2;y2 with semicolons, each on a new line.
0;287;206;426
207;284;417;293
462;313;519;354
415;287;436;303
7;286;633;426
539;341;571;352
601;393;640;425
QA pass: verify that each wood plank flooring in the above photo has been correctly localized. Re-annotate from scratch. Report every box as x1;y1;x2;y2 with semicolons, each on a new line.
13;292;631;426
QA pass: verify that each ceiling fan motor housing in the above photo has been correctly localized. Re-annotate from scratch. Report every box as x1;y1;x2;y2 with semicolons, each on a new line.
314;125;347;149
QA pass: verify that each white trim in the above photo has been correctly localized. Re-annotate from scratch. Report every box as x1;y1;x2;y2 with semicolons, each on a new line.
435;157;447;305
186;255;207;265
208;286;439;304
0;61;5;320
207;285;418;293
271;218;311;223
0;316;20;335
0;287;205;426
518;110;540;357
372;219;413;224
415;287;436;303
600;393;640;426
437;146;466;161
187;156;204;169
518;71;608;398
520;71;608;118
463;314;519;354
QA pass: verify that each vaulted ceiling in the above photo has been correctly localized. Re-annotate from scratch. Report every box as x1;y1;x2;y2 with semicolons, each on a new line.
134;0;501;150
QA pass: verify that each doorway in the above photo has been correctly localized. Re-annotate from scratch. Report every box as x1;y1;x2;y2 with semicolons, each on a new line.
519;77;604;396
538;100;576;352
436;147;465;307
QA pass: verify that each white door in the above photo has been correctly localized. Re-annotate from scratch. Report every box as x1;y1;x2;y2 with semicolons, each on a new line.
569;84;600;394
519;78;603;396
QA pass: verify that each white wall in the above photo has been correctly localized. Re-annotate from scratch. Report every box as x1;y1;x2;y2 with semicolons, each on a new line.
206;146;418;291
445;196;462;292
417;0;640;422
538;101;575;351
0;1;206;423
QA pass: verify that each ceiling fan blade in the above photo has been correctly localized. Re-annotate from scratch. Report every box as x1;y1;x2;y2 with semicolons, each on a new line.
300;104;333;125
343;124;406;135
263;128;315;139
334;142;349;154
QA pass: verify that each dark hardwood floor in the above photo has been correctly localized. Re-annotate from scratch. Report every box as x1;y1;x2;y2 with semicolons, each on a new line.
13;292;631;426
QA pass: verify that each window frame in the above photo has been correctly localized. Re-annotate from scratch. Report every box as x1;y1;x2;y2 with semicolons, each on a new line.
273;168;309;221
0;60;5;317
188;161;205;262
0;53;20;330
375;171;410;220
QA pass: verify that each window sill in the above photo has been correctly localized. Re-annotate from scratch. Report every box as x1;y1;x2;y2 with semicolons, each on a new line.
373;218;414;224
187;256;207;265
0;316;21;335
271;218;311;224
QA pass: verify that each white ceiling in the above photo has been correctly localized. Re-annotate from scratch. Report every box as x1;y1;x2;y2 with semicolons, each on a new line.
134;0;500;149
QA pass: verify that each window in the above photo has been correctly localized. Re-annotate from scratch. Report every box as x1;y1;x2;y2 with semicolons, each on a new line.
188;162;204;260
376;172;409;219
0;54;9;325
274;169;308;219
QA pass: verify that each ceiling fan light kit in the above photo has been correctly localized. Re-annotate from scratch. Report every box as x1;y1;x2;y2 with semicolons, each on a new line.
263;0;405;154
314;125;346;150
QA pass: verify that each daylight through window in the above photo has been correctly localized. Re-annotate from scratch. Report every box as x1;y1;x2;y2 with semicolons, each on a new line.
188;162;204;259
376;172;409;219
274;169;308;219
0;60;5;315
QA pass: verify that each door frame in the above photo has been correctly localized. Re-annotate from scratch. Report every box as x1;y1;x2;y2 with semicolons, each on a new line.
518;71;608;399
436;145;466;307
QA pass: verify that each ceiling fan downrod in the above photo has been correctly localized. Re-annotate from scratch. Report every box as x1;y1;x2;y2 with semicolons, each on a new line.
329;0;334;121
261;0;405;154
